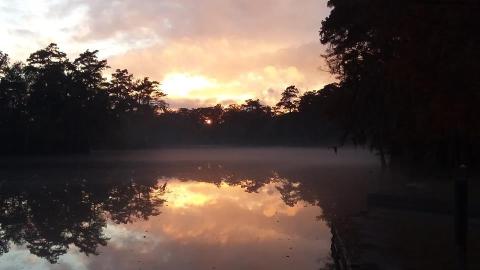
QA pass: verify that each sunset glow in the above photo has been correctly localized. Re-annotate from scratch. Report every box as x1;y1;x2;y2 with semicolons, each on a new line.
162;181;215;208
161;73;216;98
0;0;333;108
84;179;328;269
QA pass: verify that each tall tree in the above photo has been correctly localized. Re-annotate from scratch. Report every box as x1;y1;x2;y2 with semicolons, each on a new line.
276;85;299;113
108;69;135;114
320;0;480;169
71;49;110;148
133;77;167;112
24;43;75;152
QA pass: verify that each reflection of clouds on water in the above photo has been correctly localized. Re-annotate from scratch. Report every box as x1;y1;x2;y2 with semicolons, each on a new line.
0;174;331;269
161;180;305;216
158;181;312;243
0;148;378;270
104;225;164;251
86;179;329;270
0;246;89;270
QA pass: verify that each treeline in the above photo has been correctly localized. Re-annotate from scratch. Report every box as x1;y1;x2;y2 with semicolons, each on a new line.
319;0;480;170
0;44;168;153
0;44;339;154
155;90;339;145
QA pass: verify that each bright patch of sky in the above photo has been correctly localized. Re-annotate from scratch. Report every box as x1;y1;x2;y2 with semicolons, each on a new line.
1;0;333;108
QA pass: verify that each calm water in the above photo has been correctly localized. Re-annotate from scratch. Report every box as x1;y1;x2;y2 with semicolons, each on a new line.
0;148;378;270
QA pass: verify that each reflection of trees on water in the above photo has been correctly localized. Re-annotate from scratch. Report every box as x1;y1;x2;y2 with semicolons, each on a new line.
105;181;167;224
189;164;367;224
162;162;367;232
185;162;369;269
0;163;370;265
0;170;166;263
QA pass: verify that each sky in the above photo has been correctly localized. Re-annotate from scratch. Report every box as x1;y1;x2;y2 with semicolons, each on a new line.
0;0;333;108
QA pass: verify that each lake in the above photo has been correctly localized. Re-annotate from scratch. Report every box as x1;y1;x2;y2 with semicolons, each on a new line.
0;148;386;269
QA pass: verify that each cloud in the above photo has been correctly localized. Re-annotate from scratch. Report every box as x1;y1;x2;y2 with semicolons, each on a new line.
58;0;329;43
107;39;333;107
2;0;334;108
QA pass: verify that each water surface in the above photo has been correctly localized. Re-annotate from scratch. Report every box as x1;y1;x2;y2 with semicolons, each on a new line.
0;148;377;270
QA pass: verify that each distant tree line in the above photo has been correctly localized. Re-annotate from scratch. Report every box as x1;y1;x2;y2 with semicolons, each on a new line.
319;0;480;170
0;44;340;154
155;93;339;146
0;44;168;153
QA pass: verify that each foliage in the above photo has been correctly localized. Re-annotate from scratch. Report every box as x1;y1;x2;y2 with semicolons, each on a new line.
276;85;299;113
0;44;343;153
319;0;480;169
154;95;339;146
0;44;167;153
0;169;165;263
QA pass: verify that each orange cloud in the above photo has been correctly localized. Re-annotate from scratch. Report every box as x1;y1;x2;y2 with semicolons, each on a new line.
2;0;334;108
108;39;333;107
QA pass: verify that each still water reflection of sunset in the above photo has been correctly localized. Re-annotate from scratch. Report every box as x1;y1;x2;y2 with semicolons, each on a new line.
1;179;330;270
0;149;378;269
98;180;329;270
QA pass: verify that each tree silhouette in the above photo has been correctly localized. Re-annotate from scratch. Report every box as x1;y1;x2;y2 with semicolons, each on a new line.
0;171;166;263
276;85;299;113
319;0;480;169
0;43;347;152
0;44;169;153
71;49;111;148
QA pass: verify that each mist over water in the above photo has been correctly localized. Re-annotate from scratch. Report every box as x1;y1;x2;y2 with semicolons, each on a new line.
2;147;378;167
0;147;379;270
